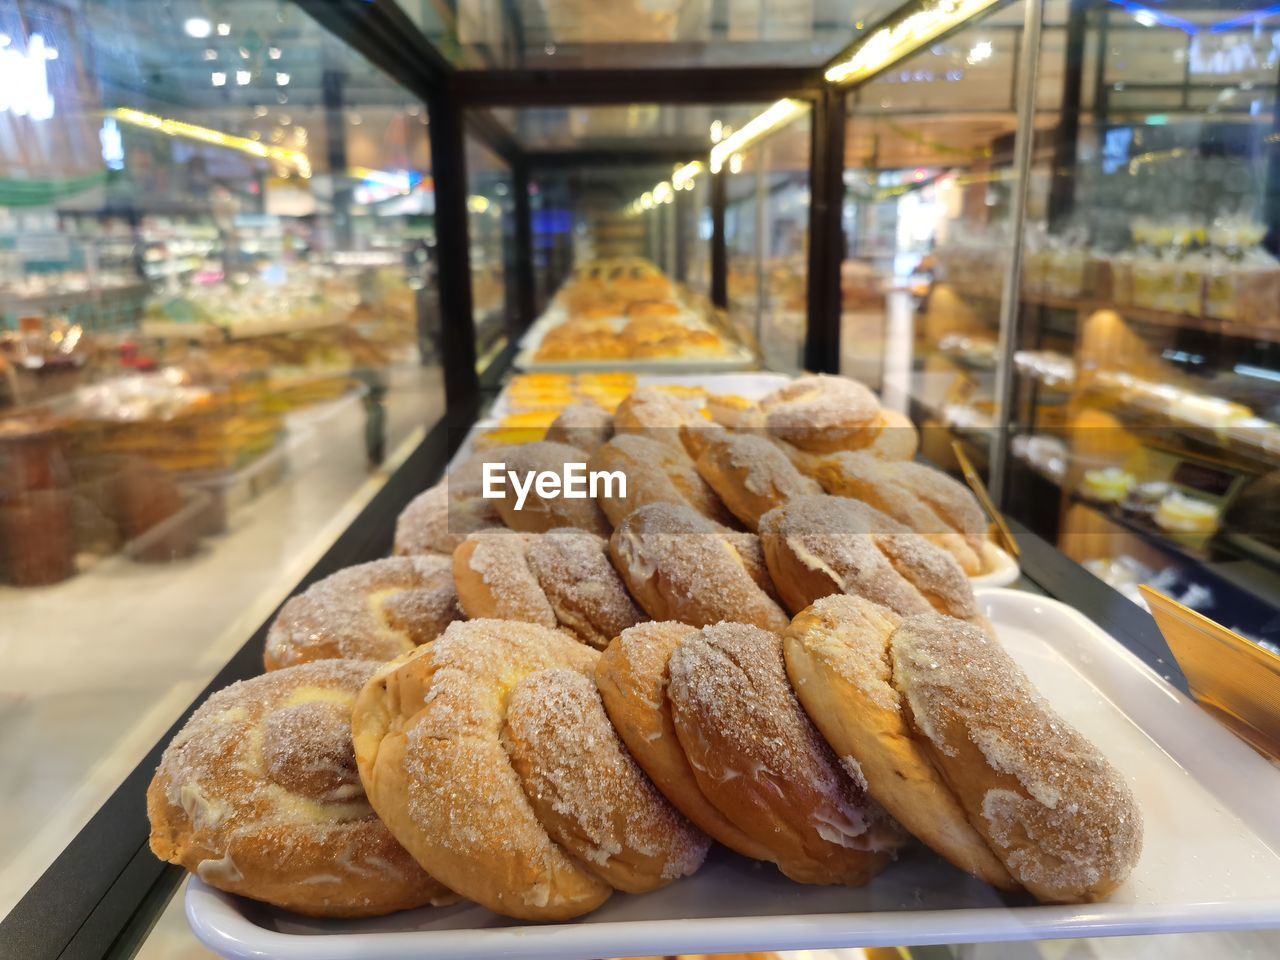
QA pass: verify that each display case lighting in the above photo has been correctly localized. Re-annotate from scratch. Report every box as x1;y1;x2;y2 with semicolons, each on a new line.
109;107;312;178
708;99;805;172
824;0;1002;86
671;160;702;190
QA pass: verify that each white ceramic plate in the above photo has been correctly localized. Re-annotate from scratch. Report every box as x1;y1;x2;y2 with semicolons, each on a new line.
970;543;1021;588
186;588;1280;960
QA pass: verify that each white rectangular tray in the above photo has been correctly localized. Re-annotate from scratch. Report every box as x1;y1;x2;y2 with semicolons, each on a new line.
186;588;1280;959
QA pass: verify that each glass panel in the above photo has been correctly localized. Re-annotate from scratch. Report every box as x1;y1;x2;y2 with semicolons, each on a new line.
1010;1;1280;648
843;8;1024;483
392;0;902;70
0;0;442;916
465;134;515;372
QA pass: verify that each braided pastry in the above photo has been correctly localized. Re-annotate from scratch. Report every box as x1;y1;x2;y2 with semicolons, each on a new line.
589;433;737;529
610;502;788;631
491;441;610;536
352;619;707;920
667;622;905;885
694;431;821;530
394;450;508;556
758;495;987;629
760;375;881;453
264;556;461;671
784;595;1016;889
596;622;773;860
147;660;453;917
504;667;709;893
804;451;984;574
891;613;1143;902
453;529;643;648
544;401;614;453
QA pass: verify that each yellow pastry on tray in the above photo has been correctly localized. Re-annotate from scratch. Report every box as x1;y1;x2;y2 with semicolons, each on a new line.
1155;492;1221;534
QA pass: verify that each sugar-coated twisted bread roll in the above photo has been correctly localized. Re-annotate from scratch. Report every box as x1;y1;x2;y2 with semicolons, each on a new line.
667;622;905;885
759;374;882;453
394;450;510;556
759;495;988;630
805;451;984;574
610;502;789;631
491;441;611;536
783;595;1017;889
694;431;822;530
589;433;737;529
453;529;643;649
596;622;774;861
352;620;711;921
352;621;609;920
890;614;1143;903
544;401;614;453
264;556;461;671
503;667;710;893
613;387;706;457
147;660;454;917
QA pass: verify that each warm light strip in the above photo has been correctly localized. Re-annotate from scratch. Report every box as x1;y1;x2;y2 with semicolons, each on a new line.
709;99;805;173
824;0;1001;86
110;107;312;177
670;160;703;190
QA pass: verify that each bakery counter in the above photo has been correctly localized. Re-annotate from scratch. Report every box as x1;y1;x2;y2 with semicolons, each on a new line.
19;374;1280;960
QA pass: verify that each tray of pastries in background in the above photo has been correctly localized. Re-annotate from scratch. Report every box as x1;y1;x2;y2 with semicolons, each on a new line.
151;373;1280;959
515;258;757;372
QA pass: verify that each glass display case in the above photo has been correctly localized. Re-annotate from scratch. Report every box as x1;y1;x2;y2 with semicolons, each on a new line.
3;1;1279;959
1003;0;1280;646
0;0;443;924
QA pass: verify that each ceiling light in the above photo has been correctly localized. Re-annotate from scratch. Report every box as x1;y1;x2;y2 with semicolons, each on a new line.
109;107;311;178
1132;9;1157;26
203;48;217;61
235;69;251;85
710;119;723;143
825;0;1001;86
671;160;703;190
268;46;281;59
966;40;993;63
279;114;291;125
253;104;268;117
709;99;805;173
238;47;250;59
728;153;744;174
210;71;226;86
275;72;290;86
652;182;674;204
216;22;231;36
184;17;212;38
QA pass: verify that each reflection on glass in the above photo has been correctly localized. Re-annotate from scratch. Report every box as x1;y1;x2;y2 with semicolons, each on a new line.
843;6;1024;481
392;0;903;70
465;135;515;372
1008;1;1280;648
0;1;441;915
